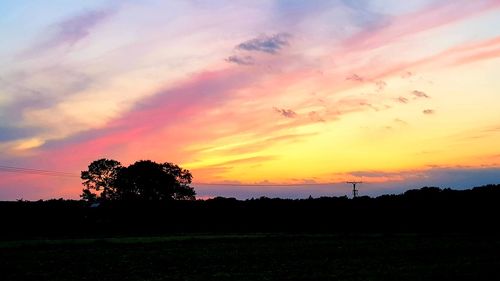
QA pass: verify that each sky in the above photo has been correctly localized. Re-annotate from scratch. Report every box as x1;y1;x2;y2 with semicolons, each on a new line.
1;0;500;200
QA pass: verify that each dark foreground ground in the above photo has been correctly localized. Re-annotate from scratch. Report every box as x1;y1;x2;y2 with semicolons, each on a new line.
2;233;500;281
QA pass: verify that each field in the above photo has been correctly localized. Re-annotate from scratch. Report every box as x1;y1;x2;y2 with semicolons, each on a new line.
2;233;500;281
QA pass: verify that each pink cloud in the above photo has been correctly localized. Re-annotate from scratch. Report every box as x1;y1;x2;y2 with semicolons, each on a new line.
336;34;500;88
344;0;500;51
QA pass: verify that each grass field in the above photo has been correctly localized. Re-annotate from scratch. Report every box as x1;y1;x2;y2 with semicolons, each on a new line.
1;233;500;281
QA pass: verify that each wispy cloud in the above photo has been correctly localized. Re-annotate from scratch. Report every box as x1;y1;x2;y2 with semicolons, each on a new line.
374;80;387;91
343;0;500;51
273;107;297;118
346;74;364;82
25;7;115;55
196;132;319;156
0;126;39;142
394;118;408;125
236;33;291;54
210;155;276;167
337;165;500;189
190;156;277;181
396;97;409;104
225;55;254;65
401;71;414;78
411;90;430;98
308;111;325;122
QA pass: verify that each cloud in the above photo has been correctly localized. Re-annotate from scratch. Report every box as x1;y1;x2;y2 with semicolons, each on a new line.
396;97;409;103
374;80;387;91
236;33;291;54
191;156;276;180
482;125;500;133
451;44;500;66
225;55;254;65
337;165;500;193
411;90;430;98
347;170;412;179
199;132;319;156
0;126;40;142
25;7;115;55
401;71;414;78
273;107;297;118
346;74;364;82
346;75;386;91
213;155;276;167
343;1;500;52
308;111;325;122
423;109;435;115
296;178;318;184
0;66;97;145
359;101;380;111
1;66;93;105
415;166;500;189
393;118;408;125
26;66;261;167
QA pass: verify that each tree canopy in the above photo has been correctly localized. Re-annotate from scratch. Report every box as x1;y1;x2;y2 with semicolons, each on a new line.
81;159;195;201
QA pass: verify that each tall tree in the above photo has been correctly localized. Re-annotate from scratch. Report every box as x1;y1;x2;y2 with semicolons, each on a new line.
81;159;196;201
114;160;195;201
80;158;122;201
161;162;195;200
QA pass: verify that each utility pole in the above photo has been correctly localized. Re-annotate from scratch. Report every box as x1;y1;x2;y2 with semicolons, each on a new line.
346;181;362;198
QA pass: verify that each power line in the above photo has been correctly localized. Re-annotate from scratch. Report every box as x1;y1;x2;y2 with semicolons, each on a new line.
0;165;76;175
192;182;339;186
0;165;352;187
0;165;79;178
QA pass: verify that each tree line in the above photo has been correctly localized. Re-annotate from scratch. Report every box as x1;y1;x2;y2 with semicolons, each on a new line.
2;184;500;238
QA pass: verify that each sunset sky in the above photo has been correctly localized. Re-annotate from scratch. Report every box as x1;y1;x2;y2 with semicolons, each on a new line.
1;0;500;200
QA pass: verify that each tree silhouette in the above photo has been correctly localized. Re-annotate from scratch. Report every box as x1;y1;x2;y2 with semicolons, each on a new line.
162;162;195;200
81;158;122;201
81;159;195;201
